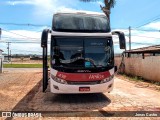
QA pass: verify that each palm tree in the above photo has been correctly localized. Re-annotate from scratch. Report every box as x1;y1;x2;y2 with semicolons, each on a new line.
80;0;116;20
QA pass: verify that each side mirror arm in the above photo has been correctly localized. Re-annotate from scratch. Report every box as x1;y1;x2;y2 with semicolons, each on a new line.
112;31;126;49
41;29;51;48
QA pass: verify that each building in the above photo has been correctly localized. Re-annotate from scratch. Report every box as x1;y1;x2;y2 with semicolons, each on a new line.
125;45;160;59
115;45;160;82
0;49;4;73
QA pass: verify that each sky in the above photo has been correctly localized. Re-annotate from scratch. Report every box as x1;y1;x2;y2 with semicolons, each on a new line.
0;0;160;55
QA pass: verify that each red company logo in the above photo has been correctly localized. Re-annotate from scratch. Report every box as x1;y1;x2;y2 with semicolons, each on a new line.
89;74;104;80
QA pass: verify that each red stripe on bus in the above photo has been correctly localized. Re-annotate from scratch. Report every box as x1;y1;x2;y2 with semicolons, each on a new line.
56;71;111;81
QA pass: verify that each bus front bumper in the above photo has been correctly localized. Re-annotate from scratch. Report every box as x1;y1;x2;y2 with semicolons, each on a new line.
50;78;114;94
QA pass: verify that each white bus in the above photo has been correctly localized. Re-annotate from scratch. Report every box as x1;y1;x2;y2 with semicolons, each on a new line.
41;11;126;93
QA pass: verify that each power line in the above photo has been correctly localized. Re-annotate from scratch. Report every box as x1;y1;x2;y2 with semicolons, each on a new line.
114;40;157;45
0;41;50;44
131;28;160;32
0;22;51;27
1;28;41;40
134;13;160;28
0;41;40;43
112;28;160;32
1;36;40;40
135;17;160;28
131;42;156;45
132;35;160;39
125;34;160;39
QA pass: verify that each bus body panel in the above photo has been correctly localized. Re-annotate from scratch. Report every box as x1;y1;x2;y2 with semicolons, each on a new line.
41;12;126;93
50;77;114;94
50;68;114;94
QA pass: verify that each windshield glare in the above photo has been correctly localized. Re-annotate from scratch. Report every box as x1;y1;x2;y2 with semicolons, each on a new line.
51;37;113;68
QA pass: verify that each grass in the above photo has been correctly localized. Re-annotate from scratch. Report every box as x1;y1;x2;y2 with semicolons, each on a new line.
151;81;160;86
120;73;160;87
131;76;144;82
4;64;43;68
121;74;144;82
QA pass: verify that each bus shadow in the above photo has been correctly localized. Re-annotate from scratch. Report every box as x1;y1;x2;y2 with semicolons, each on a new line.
51;93;110;104
10;80;111;114
44;91;111;111
11;80;42;111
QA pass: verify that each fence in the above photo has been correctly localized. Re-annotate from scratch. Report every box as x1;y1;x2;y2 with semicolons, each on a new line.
115;56;160;82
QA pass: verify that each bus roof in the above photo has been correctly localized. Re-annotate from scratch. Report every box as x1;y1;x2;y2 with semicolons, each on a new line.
51;31;112;37
52;10;110;32
55;10;105;17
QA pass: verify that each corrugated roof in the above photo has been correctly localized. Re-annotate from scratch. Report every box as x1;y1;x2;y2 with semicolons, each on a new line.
125;45;160;53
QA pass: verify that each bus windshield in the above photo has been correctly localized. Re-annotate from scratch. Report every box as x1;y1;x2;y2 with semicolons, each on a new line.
51;37;114;69
52;13;110;32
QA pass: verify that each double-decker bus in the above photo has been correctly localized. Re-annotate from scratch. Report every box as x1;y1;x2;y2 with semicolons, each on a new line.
41;11;126;93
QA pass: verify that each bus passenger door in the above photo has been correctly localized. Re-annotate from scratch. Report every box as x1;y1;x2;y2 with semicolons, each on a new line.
41;29;50;92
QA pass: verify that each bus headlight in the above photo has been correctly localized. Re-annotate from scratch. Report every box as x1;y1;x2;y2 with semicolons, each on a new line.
100;75;114;84
51;75;67;84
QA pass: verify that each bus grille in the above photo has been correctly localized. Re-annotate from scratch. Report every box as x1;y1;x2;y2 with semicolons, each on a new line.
67;80;101;85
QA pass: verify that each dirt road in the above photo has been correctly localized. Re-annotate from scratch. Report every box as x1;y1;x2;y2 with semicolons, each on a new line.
0;68;160;118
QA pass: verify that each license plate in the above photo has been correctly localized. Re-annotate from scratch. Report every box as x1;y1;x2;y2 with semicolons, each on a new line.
79;87;90;92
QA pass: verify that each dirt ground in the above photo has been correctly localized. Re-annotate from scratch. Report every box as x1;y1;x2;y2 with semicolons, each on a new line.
0;68;160;120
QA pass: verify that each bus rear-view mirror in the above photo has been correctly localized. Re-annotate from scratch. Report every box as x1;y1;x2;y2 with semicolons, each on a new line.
41;29;50;48
112;31;126;49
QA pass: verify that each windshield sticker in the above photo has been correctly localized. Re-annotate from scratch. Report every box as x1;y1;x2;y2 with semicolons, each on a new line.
85;61;91;67
91;43;104;46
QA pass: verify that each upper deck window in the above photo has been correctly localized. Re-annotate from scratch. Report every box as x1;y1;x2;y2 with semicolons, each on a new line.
52;13;110;32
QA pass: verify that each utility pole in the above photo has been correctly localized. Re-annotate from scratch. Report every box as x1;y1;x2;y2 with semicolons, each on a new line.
10;50;12;62
0;28;1;40
7;42;11;61
129;26;131;50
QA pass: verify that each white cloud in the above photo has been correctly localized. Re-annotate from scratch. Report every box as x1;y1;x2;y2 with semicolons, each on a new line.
5;0;103;22
3;0;160;54
6;0;76;12
2;24;160;54
142;21;160;30
113;21;160;45
112;25;160;52
1;27;160;54
2;0;105;54
6;0;34;5
6;0;78;22
0;29;43;54
96;1;104;6
2;30;41;40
